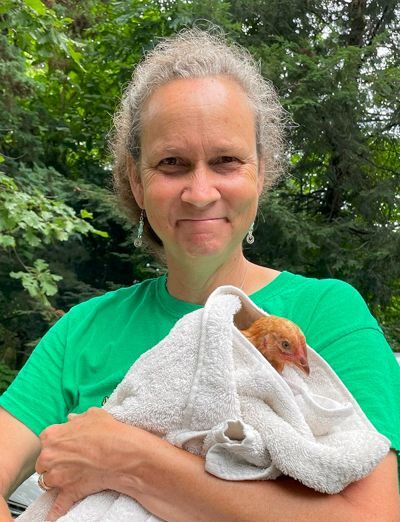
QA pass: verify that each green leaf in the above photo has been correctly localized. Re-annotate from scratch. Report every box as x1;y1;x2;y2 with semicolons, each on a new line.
0;175;17;191
40;279;58;296
9;271;24;281
33;259;48;271
92;229;109;238
0;235;16;248
80;209;93;219
23;0;46;16
24;230;42;247
66;40;86;70
0;1;13;15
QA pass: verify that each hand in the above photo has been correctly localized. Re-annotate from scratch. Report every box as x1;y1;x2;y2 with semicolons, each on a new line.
36;408;119;521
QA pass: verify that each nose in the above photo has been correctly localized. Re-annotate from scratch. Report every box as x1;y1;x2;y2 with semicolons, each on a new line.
181;163;221;208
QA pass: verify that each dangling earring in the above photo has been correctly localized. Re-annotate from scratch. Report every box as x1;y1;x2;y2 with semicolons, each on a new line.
246;222;255;245
134;209;145;247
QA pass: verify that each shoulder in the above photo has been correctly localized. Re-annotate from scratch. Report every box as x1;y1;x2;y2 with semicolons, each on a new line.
43;277;163;342
291;273;381;339
290;274;375;325
266;272;392;365
274;271;366;303
256;271;378;333
257;271;364;301
66;277;161;319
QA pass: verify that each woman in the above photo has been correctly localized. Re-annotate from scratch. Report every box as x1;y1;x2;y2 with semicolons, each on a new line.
0;28;399;521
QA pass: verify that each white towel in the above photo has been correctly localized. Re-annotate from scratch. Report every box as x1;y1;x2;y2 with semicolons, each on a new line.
18;286;390;521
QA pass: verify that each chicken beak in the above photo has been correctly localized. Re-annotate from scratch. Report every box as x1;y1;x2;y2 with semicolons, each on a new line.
295;356;310;376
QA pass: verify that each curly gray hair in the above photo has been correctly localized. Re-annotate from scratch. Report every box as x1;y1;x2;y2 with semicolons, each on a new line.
111;27;286;253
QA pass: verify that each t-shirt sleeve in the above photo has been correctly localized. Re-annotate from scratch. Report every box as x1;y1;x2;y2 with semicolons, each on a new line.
304;279;400;458
0;313;71;436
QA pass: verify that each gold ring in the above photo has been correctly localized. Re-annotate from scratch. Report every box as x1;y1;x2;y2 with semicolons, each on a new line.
38;472;52;491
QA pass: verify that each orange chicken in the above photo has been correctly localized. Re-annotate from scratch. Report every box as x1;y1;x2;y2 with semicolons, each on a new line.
241;316;310;375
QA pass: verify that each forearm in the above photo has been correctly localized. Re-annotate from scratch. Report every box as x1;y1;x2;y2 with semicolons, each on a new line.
38;411;397;521
108;425;360;522
0;497;12;522
0;474;20;522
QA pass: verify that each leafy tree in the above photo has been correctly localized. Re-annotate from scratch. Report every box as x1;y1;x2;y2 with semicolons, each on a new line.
0;0;234;381
1;0;398;391
230;0;400;346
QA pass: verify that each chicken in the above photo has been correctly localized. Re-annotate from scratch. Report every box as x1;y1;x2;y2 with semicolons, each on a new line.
241;315;310;376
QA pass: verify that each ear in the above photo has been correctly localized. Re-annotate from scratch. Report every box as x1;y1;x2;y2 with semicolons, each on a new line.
127;154;144;209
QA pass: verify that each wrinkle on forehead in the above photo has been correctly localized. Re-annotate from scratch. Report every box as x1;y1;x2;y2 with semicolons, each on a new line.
141;75;252;120
139;76;257;162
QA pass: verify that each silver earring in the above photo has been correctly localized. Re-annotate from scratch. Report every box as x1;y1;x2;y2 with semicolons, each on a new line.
246;222;255;245
134;209;144;247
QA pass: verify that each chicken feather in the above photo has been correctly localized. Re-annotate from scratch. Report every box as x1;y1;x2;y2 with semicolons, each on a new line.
241;316;310;375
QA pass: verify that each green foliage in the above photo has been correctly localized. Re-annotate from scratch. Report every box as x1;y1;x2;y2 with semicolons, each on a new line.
0;173;103;247
0;171;107;308
10;259;63;305
0;362;17;395
0;0;398;392
234;0;400;348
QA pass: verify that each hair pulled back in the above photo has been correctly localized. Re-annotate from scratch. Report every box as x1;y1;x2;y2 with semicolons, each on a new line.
111;27;286;253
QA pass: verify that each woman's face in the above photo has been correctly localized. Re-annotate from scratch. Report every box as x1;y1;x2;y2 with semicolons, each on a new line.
130;75;264;261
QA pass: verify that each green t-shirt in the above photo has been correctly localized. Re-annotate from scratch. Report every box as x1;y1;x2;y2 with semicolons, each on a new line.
1;271;399;473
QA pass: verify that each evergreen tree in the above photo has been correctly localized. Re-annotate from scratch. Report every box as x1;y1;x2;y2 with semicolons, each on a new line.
1;1;398;389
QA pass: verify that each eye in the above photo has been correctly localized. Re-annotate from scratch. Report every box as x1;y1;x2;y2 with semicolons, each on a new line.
157;157;189;174
211;156;241;172
159;157;178;166
214;156;240;164
281;340;291;351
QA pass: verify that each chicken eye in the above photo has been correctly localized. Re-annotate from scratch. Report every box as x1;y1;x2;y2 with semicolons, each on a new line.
281;340;291;350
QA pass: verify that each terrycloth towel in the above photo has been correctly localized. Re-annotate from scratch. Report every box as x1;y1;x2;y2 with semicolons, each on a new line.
18;286;390;521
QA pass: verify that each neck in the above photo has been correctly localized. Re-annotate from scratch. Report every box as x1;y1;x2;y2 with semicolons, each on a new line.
165;248;280;305
165;249;248;304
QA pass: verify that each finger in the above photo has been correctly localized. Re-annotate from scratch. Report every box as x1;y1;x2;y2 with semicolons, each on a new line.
35;453;46;474
46;492;75;522
67;413;79;421
35;459;43;474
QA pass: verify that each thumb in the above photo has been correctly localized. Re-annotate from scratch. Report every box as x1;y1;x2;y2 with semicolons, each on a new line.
45;492;75;521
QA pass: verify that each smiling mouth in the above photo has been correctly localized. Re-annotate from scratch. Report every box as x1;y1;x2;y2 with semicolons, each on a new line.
177;218;228;230
178;218;226;223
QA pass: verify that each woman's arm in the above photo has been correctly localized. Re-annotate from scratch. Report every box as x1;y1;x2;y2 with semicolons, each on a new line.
39;408;399;522
0;498;12;522
0;407;41;521
134;442;399;522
